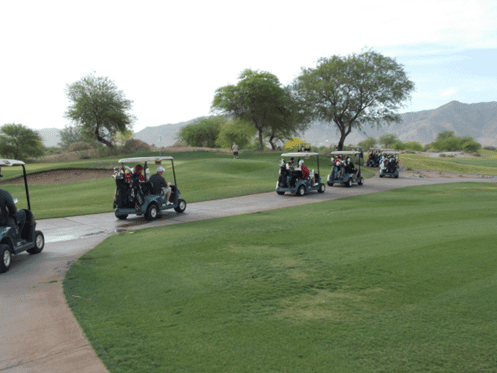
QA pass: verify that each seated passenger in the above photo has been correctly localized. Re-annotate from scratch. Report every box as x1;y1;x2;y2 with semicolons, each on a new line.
150;166;173;206
279;159;288;187
0;188;26;234
345;157;359;177
299;160;309;180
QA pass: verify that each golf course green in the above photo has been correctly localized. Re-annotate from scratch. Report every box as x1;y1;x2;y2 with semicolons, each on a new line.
64;182;497;372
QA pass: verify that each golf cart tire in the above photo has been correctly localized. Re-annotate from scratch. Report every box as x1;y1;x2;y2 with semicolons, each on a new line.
276;191;285;195
175;199;187;213
296;185;306;196
327;181;334;186
395;174;399;178
0;244;12;273
346;179;352;187
146;203;159;221
318;183;325;193
115;213;128;220
358;178;364;186
27;231;45;255
379;174;384;178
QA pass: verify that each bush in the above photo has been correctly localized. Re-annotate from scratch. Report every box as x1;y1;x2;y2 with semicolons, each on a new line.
392;140;405;151
122;139;153;154
483;146;496;151
403;141;423;151
67;142;93;152
462;140;482;153
358;136;378;151
439;153;447;157
45;146;63;155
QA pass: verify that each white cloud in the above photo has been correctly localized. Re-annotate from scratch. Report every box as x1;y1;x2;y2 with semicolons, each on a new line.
441;88;458;97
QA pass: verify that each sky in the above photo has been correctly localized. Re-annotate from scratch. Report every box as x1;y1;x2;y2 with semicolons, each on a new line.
1;0;496;133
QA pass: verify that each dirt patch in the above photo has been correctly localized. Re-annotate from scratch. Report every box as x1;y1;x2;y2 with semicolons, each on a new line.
1;169;113;185
402;168;496;179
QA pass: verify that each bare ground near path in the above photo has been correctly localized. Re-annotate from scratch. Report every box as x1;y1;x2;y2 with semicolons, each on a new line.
1;169;113;185
1;173;497;373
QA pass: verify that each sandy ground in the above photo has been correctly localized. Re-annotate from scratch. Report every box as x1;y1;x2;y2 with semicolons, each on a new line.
1;169;114;185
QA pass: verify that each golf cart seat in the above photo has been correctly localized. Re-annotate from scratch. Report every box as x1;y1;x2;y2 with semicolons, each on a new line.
140;181;154;195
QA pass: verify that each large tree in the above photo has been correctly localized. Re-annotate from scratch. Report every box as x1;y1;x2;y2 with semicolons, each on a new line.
293;49;415;150
65;73;135;148
0;123;45;160
212;69;308;150
177;117;224;148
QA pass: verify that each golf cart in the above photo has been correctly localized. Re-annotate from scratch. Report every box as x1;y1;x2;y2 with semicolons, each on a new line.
367;148;395;168
113;157;186;221
276;152;325;196
327;151;364;187
0;159;44;274
379;151;400;178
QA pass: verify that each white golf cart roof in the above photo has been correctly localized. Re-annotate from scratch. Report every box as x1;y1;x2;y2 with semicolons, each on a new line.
383;151;400;155
330;151;361;155
281;152;319;157
0;159;25;167
118;156;174;163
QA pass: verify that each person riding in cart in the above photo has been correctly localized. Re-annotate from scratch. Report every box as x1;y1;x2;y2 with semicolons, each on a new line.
113;157;186;221
275;152;325;196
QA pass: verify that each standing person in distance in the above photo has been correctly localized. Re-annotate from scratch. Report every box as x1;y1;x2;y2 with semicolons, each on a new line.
231;142;239;159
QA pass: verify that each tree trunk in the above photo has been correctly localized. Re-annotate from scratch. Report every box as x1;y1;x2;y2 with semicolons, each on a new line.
95;127;114;148
258;128;264;151
269;135;276;150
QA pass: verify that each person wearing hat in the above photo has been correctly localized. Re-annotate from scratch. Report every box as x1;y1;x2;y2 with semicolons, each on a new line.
150;166;172;205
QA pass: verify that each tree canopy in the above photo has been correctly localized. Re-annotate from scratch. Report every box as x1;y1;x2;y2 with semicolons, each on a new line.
0;123;45;160
379;133;399;148
177;117;224;148
293;49;415;150
212;69;309;150
65;73;135;148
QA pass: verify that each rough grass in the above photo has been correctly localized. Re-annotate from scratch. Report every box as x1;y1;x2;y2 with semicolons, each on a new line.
64;183;497;372
402;153;497;175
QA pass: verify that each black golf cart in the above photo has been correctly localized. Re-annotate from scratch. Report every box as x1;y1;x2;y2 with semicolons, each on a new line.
276;152;325;196
113;156;186;221
327;151;364;187
0;159;45;274
379;151;400;178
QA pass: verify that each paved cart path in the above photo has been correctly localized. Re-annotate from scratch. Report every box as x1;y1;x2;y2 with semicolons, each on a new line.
1;174;496;372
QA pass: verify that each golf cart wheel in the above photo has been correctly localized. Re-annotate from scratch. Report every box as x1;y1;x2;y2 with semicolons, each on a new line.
175;199;187;213
327;181;334;187
358;178;364;186
115;213;128;220
276;191;285;195
318;183;325;193
296;185;306;196
146;203;159;221
395;174;399;178
379;174;384;178
27;231;45;255
0;245;12;273
346;179;352;187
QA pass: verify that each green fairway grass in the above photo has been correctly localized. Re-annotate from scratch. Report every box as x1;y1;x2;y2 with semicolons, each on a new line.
64;183;497;372
3;151;375;219
402;153;497;175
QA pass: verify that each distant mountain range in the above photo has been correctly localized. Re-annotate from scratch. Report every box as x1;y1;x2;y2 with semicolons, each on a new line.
36;101;497;148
